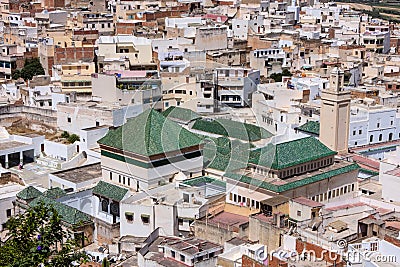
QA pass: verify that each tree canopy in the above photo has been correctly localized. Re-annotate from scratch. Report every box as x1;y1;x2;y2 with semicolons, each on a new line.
12;58;45;81
0;202;87;267
269;69;293;82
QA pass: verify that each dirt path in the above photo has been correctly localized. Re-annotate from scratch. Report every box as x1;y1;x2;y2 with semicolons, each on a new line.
338;2;373;11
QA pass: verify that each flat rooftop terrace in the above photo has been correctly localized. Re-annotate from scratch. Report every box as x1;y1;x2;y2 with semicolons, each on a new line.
51;163;102;183
0;141;30;150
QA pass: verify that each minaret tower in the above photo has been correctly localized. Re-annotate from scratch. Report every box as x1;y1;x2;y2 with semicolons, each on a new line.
319;67;351;154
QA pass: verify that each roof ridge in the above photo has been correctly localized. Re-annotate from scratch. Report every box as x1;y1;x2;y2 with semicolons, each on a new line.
145;109;154;155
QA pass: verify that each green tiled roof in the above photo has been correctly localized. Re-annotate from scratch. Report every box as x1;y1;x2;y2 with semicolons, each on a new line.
17;186;42;200
192;118;273;142
359;168;379;176
43;187;67;199
203;136;251;172
29;196;91;226
92;181;128;202
250;137;337;170
182;176;226;188
98;109;203;156
359;145;398;155
297;121;320;135
162;106;201;123
225;163;359;193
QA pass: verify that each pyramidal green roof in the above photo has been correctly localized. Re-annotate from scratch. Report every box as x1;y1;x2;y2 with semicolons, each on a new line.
182;176;226;188
98;109;203;156
225;163;359;193
17;186;43;200
250;137;337;170
297;121;320;135
192;118;273;142
93;181;128;202
29;196;91;226
161;106;201;123
43;187;67;199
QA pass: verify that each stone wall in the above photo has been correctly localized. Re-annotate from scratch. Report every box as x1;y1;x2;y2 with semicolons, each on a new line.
248;215;284;251
0;105;57;128
194;219;248;245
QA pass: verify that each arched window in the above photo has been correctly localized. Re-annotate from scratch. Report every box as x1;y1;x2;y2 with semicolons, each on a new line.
379;134;383;141
101;199;109;212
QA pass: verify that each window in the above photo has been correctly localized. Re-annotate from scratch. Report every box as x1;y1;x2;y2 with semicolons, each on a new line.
101;199;109;212
171;251;176;258
6;209;11;218
109;172;112;180
125;212;134;222
359;129;362;135
67;117;71;123
119;175;121;183
377;122;380;128
370;135;373;143
180;254;185;262
297;210;302;216
128;178;130;186
379;134;382;141
353;130;356;136
141;214;150;224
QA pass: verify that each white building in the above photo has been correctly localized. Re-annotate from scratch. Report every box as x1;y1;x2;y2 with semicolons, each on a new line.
250;48;289;77
96;35;155;72
252;82;306;137
120;177;225;238
56;100;145;135
0;128;44;168
215;67;260;107
349;100;400;147
91;71;162;108
0;172;24;231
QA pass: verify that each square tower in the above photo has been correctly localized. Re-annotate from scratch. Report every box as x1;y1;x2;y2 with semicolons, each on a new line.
319;67;351;154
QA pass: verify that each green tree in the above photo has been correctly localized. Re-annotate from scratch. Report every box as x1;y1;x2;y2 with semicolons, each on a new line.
12;69;21;80
67;134;80;144
61;131;70;139
19;58;45;81
269;69;292;82
0;202;87;267
102;258;110;267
